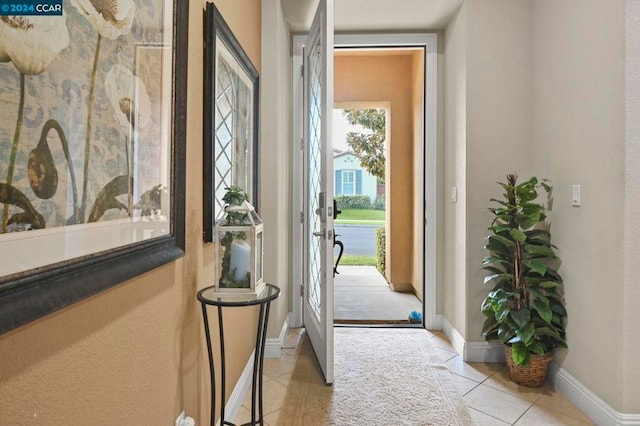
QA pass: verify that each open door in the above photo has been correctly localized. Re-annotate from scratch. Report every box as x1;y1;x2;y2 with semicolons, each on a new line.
302;0;334;384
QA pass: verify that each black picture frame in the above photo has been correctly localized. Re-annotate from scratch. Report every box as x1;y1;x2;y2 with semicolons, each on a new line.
203;3;260;243
0;0;189;335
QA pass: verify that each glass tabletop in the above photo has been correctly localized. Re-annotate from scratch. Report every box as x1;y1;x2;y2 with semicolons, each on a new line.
197;283;280;307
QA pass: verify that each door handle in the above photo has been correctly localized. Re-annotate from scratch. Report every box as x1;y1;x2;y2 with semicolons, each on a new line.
313;230;325;238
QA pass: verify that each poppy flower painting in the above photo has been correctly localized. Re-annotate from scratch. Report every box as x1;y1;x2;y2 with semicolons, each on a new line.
0;1;176;276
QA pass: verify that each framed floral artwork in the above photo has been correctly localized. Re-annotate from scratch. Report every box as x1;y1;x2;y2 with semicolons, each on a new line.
0;0;188;334
203;3;259;242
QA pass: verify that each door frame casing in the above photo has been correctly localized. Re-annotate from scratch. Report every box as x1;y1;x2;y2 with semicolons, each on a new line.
291;32;439;330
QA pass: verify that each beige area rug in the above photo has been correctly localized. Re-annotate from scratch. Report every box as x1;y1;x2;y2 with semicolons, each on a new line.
277;328;476;426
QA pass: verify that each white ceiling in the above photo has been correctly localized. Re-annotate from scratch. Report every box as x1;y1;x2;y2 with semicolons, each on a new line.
281;0;464;32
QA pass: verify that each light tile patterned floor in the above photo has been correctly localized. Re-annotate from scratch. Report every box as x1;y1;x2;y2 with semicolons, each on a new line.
233;328;594;426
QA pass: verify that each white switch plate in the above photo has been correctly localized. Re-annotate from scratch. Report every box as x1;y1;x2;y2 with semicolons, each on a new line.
572;185;581;207
450;186;457;203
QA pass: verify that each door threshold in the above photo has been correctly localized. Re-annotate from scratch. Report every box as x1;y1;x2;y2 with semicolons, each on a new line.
334;319;423;328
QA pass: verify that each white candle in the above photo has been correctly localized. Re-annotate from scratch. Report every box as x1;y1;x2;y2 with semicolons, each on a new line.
229;240;251;283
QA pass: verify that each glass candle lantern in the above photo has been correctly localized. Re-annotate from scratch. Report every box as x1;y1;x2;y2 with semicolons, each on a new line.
215;201;264;296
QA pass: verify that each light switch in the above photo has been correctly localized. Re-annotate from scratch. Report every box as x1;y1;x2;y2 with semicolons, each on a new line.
450;186;457;203
572;185;581;207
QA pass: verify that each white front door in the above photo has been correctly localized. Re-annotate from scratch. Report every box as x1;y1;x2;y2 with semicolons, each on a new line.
302;0;334;384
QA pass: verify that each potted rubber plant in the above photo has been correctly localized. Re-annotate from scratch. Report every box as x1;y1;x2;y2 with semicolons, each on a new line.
481;174;567;387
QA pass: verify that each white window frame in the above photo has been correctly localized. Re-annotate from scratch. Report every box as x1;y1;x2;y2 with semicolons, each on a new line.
342;170;356;195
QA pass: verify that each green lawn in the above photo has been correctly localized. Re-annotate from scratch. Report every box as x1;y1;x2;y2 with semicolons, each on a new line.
335;255;377;266
335;209;385;225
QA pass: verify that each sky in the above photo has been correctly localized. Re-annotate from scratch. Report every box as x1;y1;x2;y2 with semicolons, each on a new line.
332;109;368;151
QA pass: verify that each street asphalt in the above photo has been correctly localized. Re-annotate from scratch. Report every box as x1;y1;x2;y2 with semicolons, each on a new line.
333;224;380;256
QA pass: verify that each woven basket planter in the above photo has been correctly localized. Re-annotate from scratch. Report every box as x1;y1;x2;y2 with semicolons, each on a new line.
504;345;553;387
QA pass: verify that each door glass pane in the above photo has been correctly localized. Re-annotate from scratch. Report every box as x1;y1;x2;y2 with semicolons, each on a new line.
306;33;323;321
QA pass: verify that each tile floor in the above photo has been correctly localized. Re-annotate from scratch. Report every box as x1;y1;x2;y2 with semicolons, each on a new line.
233;328;593;426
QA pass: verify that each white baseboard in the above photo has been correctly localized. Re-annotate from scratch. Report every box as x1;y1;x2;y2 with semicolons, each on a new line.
439;315;640;425
264;314;289;359
218;351;255;426
548;363;640;426
431;314;443;330
440;315;465;356
439;315;506;363
464;341;505;363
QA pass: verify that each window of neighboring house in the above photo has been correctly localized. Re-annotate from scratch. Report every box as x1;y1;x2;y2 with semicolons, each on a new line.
342;170;355;195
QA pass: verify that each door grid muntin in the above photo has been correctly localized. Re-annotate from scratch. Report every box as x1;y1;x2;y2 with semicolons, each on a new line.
306;34;323;320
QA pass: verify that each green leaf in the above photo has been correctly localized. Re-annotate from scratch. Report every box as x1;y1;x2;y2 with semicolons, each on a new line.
493;214;513;224
526;260;548;276
482;265;507;275
490;234;515;249
497;325;516;343
482;316;498;335
485;238;510;255
528;288;549;305
484;273;513;285
518;322;535;346
511;342;530;366
551;314;564;326
489;224;511;234
481;297;495;316
509;229;526;243
517;214;539;230
544;267;563;282
526;229;551;239
550;303;567;316
482;256;512;268
533;299;553;324
510;309;531;329
530;342;548;355
534;326;565;342
508;336;522;344
540;281;561;289
484;329;499;341
544;290;565;302
496;306;511;322
525;244;555;257
522;203;544;216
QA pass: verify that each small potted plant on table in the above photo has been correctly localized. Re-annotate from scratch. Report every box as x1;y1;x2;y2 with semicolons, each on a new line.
481;174;567;387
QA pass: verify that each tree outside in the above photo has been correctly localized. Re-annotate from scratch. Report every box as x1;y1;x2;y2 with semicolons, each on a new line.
342;109;386;182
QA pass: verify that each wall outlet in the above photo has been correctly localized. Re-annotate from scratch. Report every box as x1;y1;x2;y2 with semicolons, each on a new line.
175;411;186;426
175;411;195;426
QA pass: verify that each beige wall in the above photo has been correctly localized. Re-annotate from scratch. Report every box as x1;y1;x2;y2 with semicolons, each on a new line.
411;50;425;300
531;0;626;412
334;53;414;288
465;0;533;340
443;0;533;344
443;0;639;415
261;0;291;336
0;1;264;424
624;0;640;413
443;2;468;336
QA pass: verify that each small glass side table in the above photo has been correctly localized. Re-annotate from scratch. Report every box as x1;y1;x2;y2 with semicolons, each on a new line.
197;284;280;426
